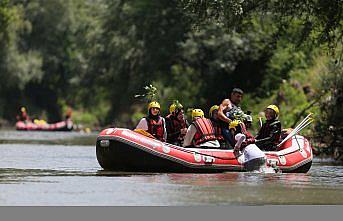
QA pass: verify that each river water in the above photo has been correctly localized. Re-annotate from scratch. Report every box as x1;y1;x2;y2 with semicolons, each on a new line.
0;130;342;206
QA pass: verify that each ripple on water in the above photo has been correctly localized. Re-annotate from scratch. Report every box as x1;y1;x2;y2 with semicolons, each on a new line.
0;131;342;205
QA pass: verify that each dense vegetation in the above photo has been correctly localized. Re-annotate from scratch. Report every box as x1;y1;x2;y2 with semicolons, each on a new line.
0;0;342;157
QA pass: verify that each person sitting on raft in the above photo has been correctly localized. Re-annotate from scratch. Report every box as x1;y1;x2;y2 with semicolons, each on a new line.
183;109;220;148
165;101;189;146
65;107;73;120
209;105;227;149
16;107;30;122
255;105;282;151
217;88;245;148
136;101;167;142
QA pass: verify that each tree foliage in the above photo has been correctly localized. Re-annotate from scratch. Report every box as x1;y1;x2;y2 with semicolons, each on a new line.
0;0;342;154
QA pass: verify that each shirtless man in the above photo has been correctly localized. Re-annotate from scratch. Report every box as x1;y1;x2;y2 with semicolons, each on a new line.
218;88;244;148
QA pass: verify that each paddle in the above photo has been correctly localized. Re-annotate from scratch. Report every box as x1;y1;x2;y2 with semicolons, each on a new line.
277;113;313;147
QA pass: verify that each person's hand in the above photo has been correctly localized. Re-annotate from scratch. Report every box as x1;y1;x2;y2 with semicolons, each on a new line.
233;149;241;157
246;137;255;144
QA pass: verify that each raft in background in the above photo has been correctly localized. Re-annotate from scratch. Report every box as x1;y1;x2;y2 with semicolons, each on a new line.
96;128;313;173
16;120;74;131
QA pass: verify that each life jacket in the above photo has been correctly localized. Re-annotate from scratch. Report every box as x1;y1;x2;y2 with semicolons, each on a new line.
257;120;281;142
219;104;243;127
146;116;165;142
230;121;255;149
192;118;217;145
165;114;187;143
210;119;225;142
18;111;30;122
255;119;281;150
225;104;244;120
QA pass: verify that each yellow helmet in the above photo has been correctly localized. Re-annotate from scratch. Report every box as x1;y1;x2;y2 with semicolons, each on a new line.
266;105;279;116
20;107;26;112
192;109;204;119
209;105;219;118
148;101;161;110
229;120;241;130
169;103;183;114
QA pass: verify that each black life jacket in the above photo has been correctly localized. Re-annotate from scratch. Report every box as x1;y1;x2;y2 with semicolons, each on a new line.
255;119;281;150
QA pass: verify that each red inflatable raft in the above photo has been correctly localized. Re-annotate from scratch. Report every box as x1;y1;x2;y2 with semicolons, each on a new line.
16;120;73;131
96;128;313;173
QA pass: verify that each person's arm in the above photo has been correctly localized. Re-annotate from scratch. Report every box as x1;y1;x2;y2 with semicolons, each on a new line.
182;125;196;147
136;118;148;131
218;99;232;124
234;133;246;151
180;120;189;137
243;131;255;146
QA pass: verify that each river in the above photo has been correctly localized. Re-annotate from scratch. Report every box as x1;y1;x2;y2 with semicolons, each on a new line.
0;130;342;205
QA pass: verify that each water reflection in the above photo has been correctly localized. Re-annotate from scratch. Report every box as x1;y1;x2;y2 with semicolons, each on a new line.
0;130;342;205
96;170;157;177
95;168;341;190
0;130;97;145
0;168;95;184
138;172;312;188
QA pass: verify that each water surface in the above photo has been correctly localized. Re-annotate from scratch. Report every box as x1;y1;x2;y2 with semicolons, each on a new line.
0;130;342;205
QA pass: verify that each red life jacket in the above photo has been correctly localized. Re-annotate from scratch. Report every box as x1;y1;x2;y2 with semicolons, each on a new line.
146;117;165;142
166;114;182;134
165;114;188;143
231;121;256;148
192;118;217;145
210;119;225;142
17;111;30;122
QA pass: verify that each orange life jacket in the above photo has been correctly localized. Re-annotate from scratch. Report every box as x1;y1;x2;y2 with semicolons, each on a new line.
146;117;165;142
192;118;217;145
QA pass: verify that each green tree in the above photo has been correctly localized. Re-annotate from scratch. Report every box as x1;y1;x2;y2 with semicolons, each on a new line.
84;0;189;125
0;0;42;120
